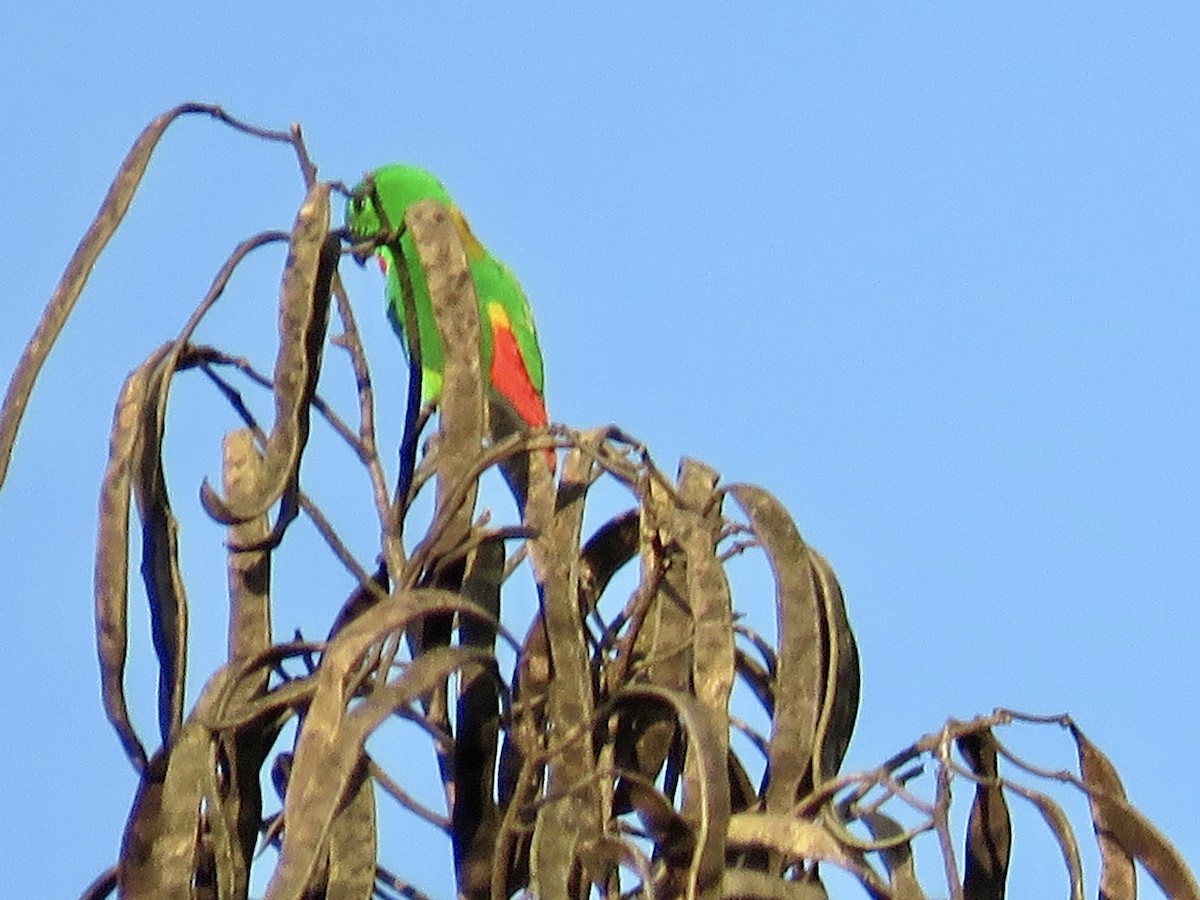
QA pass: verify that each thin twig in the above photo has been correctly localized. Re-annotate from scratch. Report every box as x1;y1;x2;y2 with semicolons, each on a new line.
193;345;361;452
367;757;450;831
933;728;964;899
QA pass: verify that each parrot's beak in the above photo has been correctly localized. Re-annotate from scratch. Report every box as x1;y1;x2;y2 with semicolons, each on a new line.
350;242;372;267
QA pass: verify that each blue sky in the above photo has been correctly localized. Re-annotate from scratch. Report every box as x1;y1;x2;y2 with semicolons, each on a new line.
2;3;1197;896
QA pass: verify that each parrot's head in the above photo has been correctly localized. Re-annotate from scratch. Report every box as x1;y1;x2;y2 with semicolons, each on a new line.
345;164;454;265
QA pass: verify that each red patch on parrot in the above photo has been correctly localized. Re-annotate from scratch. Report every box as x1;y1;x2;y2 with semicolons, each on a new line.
489;316;555;471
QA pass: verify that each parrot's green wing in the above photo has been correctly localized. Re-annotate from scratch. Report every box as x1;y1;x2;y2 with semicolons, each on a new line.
468;250;546;413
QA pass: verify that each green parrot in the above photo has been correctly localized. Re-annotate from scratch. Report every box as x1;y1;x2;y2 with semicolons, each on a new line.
345;164;552;467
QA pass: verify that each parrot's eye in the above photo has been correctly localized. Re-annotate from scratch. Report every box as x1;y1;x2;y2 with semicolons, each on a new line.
351;196;365;214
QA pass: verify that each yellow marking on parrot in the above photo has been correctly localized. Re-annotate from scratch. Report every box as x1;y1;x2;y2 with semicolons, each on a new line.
449;206;486;261
486;302;510;329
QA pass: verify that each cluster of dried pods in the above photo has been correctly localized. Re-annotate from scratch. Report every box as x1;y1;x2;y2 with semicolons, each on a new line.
1;105;1194;900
